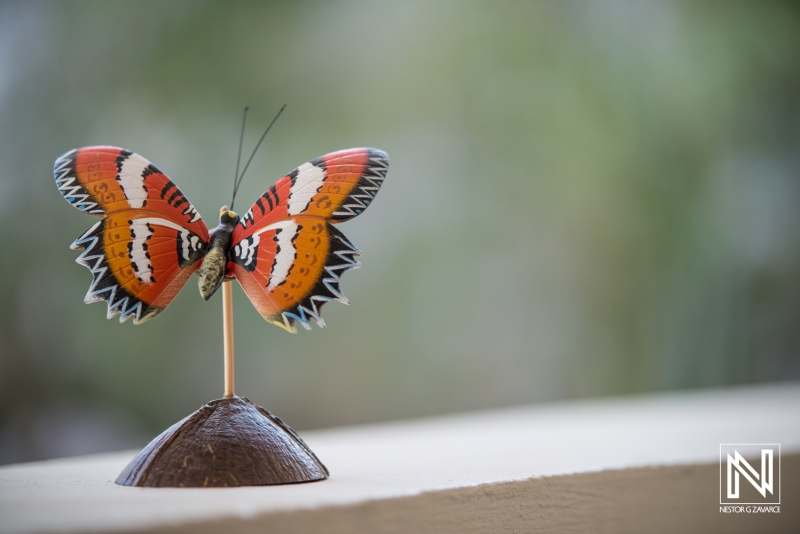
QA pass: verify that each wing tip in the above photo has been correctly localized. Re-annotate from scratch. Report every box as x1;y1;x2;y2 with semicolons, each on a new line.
267;310;331;333
132;308;162;325
269;318;298;334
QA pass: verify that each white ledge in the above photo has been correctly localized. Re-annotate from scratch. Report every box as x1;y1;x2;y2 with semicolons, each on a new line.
1;383;799;533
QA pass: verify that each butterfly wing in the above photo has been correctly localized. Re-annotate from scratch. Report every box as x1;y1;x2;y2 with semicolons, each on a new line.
228;148;389;332
54;147;209;323
54;146;204;226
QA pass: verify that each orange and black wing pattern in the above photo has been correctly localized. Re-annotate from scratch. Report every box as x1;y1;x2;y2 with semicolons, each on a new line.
228;148;389;332
54;147;209;323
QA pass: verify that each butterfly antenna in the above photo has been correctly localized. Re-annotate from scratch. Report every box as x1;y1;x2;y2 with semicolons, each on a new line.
232;104;287;207
230;106;249;210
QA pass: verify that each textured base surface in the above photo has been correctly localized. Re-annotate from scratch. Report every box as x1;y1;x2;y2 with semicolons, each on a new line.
116;396;328;487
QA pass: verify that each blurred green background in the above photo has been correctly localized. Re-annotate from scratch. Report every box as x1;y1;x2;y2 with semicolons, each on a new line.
1;0;799;464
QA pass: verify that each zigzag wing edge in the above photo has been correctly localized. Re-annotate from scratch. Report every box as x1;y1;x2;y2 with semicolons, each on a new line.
70;221;164;325
273;225;362;333
54;149;105;216
329;148;389;222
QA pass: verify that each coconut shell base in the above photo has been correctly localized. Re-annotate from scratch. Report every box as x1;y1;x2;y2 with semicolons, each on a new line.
116;396;328;487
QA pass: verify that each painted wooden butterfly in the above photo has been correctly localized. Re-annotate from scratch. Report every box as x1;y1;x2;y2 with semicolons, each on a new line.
53;145;389;332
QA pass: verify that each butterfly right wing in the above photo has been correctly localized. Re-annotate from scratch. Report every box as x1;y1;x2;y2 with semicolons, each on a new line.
237;147;389;231
54;147;209;323
228;148;389;332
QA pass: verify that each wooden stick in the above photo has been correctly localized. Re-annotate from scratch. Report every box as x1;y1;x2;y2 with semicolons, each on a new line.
222;280;235;398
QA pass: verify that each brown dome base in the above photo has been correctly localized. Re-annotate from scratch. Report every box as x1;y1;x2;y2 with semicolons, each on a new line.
116;396;328;487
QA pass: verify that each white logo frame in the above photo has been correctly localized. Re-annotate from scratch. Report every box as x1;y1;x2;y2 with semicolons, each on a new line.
719;443;781;505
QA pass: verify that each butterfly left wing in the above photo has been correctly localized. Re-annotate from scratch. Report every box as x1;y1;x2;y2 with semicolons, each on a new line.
54;147;209;324
228;148;389;332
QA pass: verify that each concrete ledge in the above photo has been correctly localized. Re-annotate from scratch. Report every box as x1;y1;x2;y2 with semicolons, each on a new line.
2;383;799;533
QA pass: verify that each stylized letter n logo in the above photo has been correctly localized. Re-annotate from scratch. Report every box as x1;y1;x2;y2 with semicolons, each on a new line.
727;450;773;498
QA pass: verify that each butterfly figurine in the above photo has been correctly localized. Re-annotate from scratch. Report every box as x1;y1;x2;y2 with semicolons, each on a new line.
53;145;389;332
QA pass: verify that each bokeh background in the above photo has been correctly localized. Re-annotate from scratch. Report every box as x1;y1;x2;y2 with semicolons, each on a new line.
1;0;799;464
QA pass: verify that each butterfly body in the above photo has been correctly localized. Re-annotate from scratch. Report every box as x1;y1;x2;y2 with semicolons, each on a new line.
198;209;240;301
54;146;389;332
